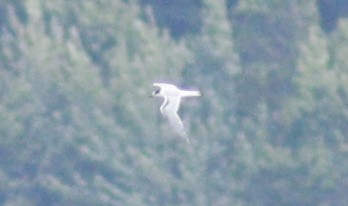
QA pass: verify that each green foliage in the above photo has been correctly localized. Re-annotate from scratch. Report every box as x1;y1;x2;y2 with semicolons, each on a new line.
140;0;203;38
0;0;347;205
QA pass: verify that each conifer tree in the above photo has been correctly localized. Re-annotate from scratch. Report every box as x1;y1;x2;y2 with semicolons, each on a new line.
181;0;244;205
0;0;195;205
280;1;348;204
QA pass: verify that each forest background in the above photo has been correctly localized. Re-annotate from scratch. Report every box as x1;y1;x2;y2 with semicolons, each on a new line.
1;0;348;205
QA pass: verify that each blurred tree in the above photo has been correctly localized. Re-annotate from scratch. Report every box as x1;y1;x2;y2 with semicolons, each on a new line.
259;1;348;205
317;0;348;32
231;0;300;123
225;0;348;205
140;0;203;38
182;0;244;205
0;0;192;205
288;17;348;205
1;0;348;205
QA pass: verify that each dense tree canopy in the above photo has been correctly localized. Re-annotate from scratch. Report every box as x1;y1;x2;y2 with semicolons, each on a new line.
0;0;347;205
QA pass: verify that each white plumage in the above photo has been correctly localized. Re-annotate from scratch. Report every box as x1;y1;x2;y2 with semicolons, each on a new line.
152;83;201;143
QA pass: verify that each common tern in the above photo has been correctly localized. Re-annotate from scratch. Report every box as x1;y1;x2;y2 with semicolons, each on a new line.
152;83;201;143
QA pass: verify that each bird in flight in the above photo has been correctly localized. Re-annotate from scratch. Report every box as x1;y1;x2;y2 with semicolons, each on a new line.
152;83;201;143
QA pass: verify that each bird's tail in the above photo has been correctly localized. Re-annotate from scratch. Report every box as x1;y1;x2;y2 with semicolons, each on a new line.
181;90;201;98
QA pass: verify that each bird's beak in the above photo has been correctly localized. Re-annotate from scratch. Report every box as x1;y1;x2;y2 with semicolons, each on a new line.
151;88;160;97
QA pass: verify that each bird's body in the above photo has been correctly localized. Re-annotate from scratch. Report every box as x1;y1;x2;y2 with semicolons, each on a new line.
152;83;201;143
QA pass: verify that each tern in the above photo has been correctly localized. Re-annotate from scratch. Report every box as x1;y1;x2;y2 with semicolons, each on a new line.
152;83;201;143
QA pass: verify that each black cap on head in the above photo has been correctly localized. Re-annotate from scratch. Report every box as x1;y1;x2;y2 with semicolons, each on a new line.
152;88;160;96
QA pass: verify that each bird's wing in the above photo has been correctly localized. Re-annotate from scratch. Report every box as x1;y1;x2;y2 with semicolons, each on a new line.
165;111;190;143
162;96;190;143
163;95;181;113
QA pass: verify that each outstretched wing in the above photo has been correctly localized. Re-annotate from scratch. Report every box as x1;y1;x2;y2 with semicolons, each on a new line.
162;95;181;114
162;96;190;143
165;111;190;143
153;82;191;143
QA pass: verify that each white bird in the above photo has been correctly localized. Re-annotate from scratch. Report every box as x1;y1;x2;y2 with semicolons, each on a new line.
152;83;201;143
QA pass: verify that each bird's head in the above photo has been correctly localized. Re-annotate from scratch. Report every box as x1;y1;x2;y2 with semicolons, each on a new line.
151;88;161;97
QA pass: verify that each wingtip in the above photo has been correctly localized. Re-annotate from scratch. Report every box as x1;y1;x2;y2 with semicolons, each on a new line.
182;132;191;144
183;135;191;144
